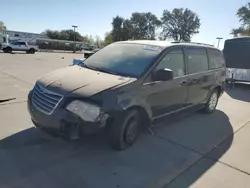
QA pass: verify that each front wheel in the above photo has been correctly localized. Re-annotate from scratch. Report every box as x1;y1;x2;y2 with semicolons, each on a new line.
203;90;219;114
106;110;141;150
4;47;12;53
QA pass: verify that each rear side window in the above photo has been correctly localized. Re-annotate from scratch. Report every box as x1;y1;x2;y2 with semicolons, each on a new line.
186;48;208;74
14;42;25;45
207;49;225;69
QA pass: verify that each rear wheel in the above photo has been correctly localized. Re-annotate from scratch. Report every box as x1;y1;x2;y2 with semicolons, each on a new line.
29;48;35;54
203;90;219;114
106;110;141;150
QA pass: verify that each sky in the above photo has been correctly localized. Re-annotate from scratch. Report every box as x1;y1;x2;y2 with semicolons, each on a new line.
0;0;248;48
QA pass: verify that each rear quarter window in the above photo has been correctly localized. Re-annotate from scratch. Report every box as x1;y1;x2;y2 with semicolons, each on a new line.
207;49;225;69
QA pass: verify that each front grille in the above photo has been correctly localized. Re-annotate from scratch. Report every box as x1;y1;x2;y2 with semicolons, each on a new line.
31;84;63;114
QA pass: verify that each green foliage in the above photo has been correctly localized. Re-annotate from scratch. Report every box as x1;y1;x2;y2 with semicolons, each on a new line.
130;12;161;40
108;8;200;43
160;8;200;41
103;32;113;46
231;3;250;36
42;29;84;41
111;16;125;41
0;21;7;30
42;30;103;47
111;12;161;42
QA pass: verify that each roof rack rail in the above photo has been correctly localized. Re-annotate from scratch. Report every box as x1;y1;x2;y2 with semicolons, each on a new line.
171;41;214;47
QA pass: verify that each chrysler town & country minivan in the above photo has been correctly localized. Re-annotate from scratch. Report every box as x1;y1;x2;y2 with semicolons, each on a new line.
28;40;226;150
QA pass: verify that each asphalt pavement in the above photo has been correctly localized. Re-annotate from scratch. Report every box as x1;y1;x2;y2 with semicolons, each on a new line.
1;52;250;188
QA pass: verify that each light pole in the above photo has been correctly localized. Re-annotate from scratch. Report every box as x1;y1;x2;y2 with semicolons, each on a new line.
72;25;78;53
216;37;223;48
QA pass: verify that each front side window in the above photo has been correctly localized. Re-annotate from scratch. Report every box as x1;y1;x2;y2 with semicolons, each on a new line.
155;48;185;78
83;43;163;78
207;49;225;69
186;48;208;74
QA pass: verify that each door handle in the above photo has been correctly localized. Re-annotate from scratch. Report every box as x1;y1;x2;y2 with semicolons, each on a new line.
180;81;188;86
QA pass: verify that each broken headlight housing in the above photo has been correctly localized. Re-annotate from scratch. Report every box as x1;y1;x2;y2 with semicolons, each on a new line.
66;100;101;122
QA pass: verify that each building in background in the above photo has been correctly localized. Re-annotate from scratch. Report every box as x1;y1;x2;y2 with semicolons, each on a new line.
0;29;87;51
0;29;48;44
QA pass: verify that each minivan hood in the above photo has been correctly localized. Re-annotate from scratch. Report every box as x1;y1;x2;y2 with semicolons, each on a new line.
37;66;133;97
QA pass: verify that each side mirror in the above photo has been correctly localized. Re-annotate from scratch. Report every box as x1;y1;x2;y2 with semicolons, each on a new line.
154;68;173;81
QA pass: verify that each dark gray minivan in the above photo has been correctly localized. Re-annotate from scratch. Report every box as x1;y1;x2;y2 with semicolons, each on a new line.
28;40;226;150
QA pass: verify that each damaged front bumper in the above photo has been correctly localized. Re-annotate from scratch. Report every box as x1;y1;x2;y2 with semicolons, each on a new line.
27;91;107;139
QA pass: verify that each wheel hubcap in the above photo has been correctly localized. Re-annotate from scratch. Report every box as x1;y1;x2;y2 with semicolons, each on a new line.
124;120;138;144
209;92;218;110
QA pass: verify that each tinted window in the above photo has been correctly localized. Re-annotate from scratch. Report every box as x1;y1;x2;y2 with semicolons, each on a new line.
14;42;22;45
207;49;225;69
186;48;208;74
84;43;163;78
224;40;250;69
156;49;185;78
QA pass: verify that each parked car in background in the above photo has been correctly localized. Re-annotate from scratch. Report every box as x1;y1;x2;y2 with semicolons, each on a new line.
223;37;250;82
83;48;100;58
27;40;226;150
1;41;38;54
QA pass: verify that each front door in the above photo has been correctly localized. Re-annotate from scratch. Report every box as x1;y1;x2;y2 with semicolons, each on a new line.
144;48;189;118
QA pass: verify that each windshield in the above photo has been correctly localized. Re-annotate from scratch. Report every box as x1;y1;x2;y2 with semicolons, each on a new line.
83;43;163;78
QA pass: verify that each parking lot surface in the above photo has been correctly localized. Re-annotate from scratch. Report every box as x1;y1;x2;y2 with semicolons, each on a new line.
1;52;250;188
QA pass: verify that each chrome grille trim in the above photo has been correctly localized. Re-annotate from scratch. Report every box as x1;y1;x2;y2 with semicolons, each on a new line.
31;84;63;115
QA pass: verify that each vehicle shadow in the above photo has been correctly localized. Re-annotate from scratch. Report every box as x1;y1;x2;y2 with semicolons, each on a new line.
226;83;250;102
0;52;29;55
0;110;233;188
151;110;234;187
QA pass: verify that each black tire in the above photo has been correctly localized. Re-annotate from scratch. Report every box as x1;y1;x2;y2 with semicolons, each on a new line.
29;48;35;54
26;50;30;54
106;110;141;150
5;47;12;53
202;89;219;114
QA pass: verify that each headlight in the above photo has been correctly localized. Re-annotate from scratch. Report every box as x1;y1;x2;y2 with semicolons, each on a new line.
66;100;101;122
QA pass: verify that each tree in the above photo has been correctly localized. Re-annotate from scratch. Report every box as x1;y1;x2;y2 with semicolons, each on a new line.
0;21;7;30
231;3;250;36
111;12;161;41
111;16;124;41
122;19;134;40
42;29;85;41
130;12;161;40
160;8;200;41
93;35;102;47
84;34;95;45
103;32;113;45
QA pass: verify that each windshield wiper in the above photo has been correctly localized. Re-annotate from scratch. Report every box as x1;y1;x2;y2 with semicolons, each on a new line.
82;64;99;71
96;68;120;76
83;64;119;76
